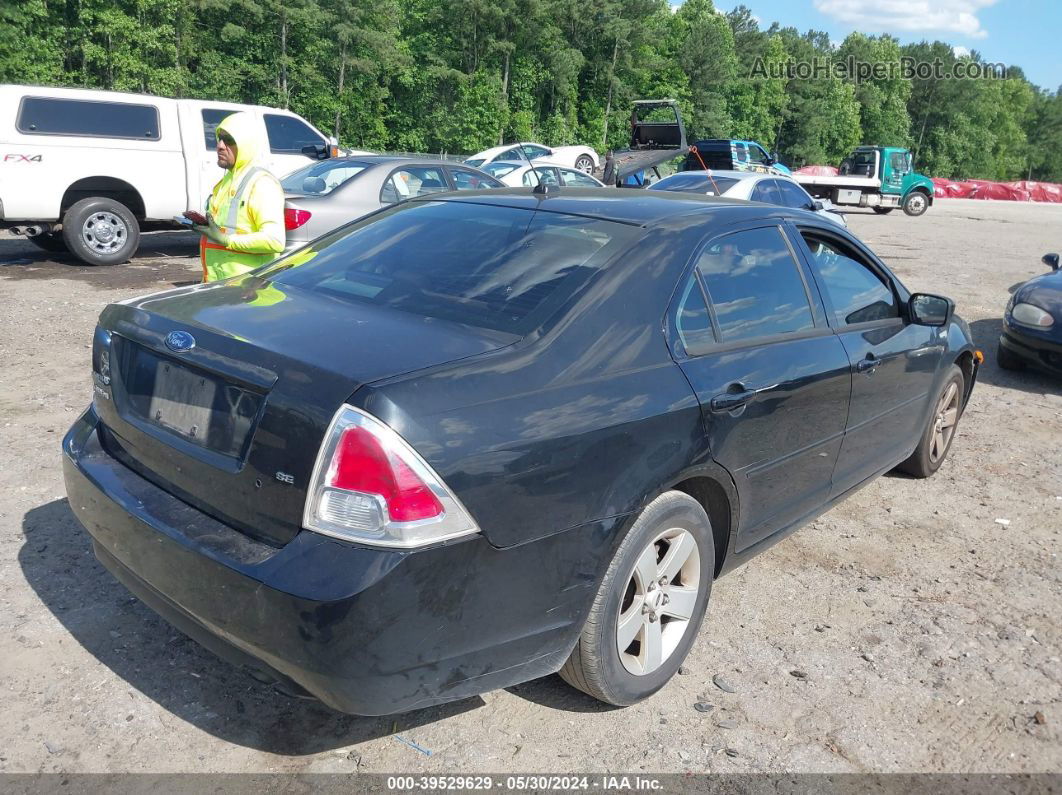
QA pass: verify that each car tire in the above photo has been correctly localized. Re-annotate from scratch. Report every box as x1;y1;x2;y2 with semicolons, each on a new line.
902;191;929;217
61;197;140;266
559;491;714;706
996;340;1024;371
28;232;68;253
574;154;595;174
898;365;965;478
873;207;894;215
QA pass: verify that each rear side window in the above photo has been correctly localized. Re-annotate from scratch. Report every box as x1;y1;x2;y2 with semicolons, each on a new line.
17;97;160;140
697;226;815;343
264;114;323;154
521;168;559;187
560;169;601;187
264;201;636;335
380;167;448;203
800;232;898;325
673;275;715;352
449;168;502;190
201;108;231;149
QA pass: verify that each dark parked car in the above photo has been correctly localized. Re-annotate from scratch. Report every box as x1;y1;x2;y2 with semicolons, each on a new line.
998;252;1062;375
63;190;980;715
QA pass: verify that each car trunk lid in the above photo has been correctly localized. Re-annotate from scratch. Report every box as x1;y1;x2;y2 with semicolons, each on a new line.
92;282;512;546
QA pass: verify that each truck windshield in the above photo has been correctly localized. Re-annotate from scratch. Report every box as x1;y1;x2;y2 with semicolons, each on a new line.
281;160;371;196
261;201;638;335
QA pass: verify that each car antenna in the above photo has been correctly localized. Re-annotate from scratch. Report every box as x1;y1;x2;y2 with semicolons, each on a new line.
689;145;720;195
516;141;549;195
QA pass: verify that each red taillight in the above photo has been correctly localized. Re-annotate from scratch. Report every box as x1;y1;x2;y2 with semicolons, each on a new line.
331;426;443;521
284;207;312;230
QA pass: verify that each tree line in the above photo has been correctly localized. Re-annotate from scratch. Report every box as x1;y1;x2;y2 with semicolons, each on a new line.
3;0;1060;181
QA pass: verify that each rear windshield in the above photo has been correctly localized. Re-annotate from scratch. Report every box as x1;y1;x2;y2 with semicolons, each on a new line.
651;174;739;196
262;201;637;335
281;160;371;196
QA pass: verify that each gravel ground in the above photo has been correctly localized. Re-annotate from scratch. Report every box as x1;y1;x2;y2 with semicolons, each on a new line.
0;200;1059;775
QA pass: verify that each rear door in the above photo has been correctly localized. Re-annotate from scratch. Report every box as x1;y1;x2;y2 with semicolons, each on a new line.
792;224;940;494
669;222;852;552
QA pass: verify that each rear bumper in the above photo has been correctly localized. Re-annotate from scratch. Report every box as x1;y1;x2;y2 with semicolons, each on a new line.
1000;327;1062;376
63;406;610;715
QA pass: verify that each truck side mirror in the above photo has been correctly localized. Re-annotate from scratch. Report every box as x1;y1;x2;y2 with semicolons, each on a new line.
772;151;781;164
301;143;329;160
1043;252;1060;271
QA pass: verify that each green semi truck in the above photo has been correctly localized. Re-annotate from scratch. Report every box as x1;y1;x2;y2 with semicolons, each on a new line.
793;146;935;217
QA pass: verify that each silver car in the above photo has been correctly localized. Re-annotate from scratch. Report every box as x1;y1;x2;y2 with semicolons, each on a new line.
649;169;847;227
281;157;504;250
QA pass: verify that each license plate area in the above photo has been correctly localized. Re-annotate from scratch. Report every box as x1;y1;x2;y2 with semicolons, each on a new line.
116;341;264;460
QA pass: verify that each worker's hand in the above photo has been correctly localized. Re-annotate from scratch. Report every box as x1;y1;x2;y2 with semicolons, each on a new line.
204;213;231;247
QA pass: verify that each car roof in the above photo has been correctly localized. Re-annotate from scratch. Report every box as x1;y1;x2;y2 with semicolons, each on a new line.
408;187;803;228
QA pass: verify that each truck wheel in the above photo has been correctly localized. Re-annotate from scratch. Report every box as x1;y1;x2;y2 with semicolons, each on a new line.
28;232;68;253
902;191;929;217
61;197;140;266
873;207;894;215
575;154;595;173
559;491;714;706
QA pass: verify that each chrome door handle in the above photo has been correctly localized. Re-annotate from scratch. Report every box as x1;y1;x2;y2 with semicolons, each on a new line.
856;355;879;374
710;389;757;412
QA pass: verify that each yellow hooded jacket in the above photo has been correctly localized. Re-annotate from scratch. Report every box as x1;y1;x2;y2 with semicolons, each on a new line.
201;112;285;282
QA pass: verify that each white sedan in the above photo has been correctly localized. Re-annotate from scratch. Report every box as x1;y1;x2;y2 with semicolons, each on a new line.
650;169;848;227
480;161;606;188
465;142;599;174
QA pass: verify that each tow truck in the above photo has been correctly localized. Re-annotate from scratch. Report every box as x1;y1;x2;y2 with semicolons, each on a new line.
793;146;935;217
599;100;686;187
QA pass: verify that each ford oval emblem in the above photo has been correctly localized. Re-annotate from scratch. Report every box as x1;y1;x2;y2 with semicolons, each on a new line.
164;330;196;353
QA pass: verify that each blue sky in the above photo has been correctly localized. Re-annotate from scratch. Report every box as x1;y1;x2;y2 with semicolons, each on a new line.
697;0;1061;91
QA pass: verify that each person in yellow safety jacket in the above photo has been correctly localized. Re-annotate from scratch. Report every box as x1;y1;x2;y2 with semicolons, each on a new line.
194;112;285;282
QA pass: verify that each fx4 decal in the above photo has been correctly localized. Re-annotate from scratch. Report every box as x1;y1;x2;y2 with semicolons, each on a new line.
3;154;42;163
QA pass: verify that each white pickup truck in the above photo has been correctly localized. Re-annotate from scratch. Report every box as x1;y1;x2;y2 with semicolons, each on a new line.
0;84;345;265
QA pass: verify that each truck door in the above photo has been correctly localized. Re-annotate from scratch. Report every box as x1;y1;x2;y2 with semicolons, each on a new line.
882;150;911;195
261;113;327;178
190;107;232;211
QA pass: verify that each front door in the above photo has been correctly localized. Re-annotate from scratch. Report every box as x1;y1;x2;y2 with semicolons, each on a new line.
670;224;852;552
793;225;940;495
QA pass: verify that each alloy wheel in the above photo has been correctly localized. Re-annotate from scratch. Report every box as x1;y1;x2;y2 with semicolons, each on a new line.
616;527;701;676
929;381;960;463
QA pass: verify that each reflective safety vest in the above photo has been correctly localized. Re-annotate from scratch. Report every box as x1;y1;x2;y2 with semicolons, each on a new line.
201;165;285;282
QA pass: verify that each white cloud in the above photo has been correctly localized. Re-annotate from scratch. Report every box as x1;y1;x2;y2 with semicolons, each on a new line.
952;45;971;57
814;0;996;39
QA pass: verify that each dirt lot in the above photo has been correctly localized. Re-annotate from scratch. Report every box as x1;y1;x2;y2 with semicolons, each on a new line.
0;200;1059;775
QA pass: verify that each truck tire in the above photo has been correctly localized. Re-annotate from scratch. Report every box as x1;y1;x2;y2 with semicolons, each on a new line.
28;232;68;253
902;191;929;217
873;207;894;215
61;197;140;266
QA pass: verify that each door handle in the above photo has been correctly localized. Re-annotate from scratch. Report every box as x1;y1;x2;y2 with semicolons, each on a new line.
856;354;879;374
710;388;758;413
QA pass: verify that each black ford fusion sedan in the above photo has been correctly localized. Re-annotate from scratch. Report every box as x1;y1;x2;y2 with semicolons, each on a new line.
998;252;1062;376
64;189;980;715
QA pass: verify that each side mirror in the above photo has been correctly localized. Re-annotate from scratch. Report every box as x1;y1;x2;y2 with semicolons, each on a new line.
909;293;953;327
1043;252;1060;271
302;176;327;194
772;151;782;164
301;143;329;160
812;199;826;211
